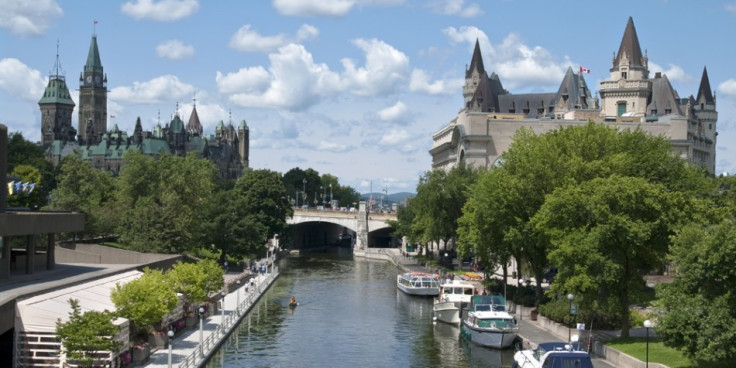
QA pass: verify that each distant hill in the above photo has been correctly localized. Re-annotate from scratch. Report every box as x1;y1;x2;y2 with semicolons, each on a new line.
360;192;414;206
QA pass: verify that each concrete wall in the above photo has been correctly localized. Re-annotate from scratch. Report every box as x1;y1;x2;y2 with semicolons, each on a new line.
56;243;179;265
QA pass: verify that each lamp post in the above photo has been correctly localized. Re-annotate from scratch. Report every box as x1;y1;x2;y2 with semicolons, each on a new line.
198;306;205;357
302;178;306;207
517;279;524;322
295;189;298;207
167;330;174;368
644;319;652;368
321;186;324;206
567;293;574;342
329;183;332;206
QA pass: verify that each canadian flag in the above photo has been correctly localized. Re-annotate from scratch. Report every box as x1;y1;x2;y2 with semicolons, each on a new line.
579;66;591;74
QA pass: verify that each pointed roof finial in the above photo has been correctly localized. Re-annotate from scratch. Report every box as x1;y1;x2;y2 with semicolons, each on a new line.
614;17;644;68
50;39;65;80
157;109;161;125
466;39;486;78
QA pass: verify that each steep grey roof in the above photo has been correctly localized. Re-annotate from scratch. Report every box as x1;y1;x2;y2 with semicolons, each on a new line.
614;17;645;68
647;73;682;116
498;93;555;118
85;36;103;73
553;67;592;110
696;67;715;104
187;105;203;135
466;39;485;78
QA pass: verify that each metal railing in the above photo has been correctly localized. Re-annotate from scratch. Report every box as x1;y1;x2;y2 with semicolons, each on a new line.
178;269;278;368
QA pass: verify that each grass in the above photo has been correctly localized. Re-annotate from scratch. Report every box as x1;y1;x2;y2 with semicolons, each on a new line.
605;337;735;368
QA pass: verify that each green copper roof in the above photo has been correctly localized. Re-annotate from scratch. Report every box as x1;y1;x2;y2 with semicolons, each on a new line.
141;138;171;155
85;36;103;73
170;114;185;133
38;77;75;105
216;120;225;131
239;119;249;130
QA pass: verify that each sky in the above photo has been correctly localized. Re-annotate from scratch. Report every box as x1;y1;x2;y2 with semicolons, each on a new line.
2;0;736;193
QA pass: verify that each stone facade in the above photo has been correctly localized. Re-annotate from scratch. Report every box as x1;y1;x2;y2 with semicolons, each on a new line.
431;17;717;174
41;34;249;180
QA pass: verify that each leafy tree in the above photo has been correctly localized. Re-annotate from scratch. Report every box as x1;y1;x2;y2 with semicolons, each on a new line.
387;201;417;242
532;176;694;337
656;218;736;360
7;164;44;209
116;152;218;253
55;298;121;368
49;154;117;237
111;268;178;335
8;132;56;206
167;260;224;308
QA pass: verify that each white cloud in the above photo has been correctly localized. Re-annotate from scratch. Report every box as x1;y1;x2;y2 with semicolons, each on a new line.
0;58;46;100
273;0;403;17
316;141;352;153
649;62;693;84
428;0;482;17
379;128;410;146
340;38;409;96
443;27;569;90
377;101;408;121
0;0;63;37
718;79;736;97
109;75;195;104
409;69;461;95
725;3;736;15
216;66;271;94
177;102;228;132
121;0;199;22
229;24;318;53
156;39;195;60
220;38;409;111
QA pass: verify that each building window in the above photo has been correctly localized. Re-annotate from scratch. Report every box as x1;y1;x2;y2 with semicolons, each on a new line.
651;109;657;115
622;72;627;79
617;102;626;117
665;109;671;114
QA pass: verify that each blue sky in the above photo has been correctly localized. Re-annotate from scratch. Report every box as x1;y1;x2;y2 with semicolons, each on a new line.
2;0;736;193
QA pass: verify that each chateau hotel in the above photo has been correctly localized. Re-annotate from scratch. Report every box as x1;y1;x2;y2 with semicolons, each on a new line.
431;17;717;174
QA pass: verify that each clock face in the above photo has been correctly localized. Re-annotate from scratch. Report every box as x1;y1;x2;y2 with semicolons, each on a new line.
95;76;100;83
86;76;92;83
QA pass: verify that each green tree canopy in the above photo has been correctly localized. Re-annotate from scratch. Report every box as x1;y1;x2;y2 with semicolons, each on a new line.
111;268;178;334
167;260;224;306
656;218;736;361
55;298;121;368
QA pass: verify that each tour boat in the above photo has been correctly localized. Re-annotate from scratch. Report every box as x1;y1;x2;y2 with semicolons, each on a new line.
512;339;594;368
460;295;519;349
433;280;475;324
396;272;440;296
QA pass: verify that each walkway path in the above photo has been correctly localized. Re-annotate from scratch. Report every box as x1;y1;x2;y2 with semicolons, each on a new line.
141;269;279;368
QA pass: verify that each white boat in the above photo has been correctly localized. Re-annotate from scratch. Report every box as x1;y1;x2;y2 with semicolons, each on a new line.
433;280;475;324
512;339;594;368
396;272;440;296
460;295;519;349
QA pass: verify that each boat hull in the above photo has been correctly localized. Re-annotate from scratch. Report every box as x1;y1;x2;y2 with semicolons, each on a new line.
460;321;518;349
433;301;461;324
396;275;440;296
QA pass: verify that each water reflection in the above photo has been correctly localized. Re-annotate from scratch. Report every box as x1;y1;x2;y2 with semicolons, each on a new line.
207;250;514;367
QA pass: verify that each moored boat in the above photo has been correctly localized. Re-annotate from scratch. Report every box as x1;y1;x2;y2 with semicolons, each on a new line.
396;272;440;296
460;294;518;349
512;337;593;368
433;280;475;325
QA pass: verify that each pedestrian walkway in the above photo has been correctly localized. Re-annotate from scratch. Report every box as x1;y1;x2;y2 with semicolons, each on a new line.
141;269;279;368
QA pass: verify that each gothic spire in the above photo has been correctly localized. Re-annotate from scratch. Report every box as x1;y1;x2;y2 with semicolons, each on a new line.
84;35;103;73
696;66;715;104
466;39;486;78
186;99;203;135
614;17;644;68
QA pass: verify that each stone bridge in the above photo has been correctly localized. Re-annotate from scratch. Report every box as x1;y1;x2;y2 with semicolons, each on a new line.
286;201;397;254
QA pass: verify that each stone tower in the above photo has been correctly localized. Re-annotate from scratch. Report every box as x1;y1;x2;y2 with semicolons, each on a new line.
78;34;107;145
238;119;249;168
39;45;76;147
599;17;651;118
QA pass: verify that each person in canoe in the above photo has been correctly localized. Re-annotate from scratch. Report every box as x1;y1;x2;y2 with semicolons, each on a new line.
289;296;298;307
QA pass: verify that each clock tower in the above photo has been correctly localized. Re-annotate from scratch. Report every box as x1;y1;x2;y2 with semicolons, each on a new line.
78;34;107;145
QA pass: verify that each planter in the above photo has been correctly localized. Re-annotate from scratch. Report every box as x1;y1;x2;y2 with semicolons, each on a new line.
530;309;539;321
185;314;198;328
148;333;166;349
131;345;151;365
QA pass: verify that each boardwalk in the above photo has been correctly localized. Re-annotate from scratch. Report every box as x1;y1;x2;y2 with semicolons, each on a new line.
141;270;278;368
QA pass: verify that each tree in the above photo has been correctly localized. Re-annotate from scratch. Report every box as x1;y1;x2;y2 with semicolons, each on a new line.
111;268;178;335
55;298;121;368
532;176;693;337
656;218;736;361
116;152;218;253
49;154;118;237
8;132;57;207
167;260;224;308
7;164;44;209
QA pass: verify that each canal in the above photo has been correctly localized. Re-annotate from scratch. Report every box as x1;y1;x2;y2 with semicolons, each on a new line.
207;248;515;367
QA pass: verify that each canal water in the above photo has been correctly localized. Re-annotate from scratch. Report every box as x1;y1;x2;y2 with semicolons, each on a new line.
207;248;515;367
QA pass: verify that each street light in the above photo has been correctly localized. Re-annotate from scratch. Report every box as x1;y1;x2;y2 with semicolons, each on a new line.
329;183;332;206
221;291;226;320
236;280;241;314
198;306;205;357
517;279;524;322
567;293;574;342
167;330;174;368
302;178;306;206
644;319;653;368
